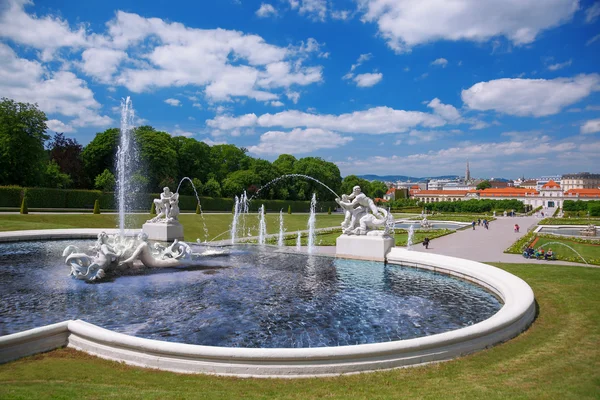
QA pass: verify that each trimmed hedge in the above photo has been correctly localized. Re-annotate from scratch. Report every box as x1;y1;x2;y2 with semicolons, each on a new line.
0;186;338;212
0;186;23;207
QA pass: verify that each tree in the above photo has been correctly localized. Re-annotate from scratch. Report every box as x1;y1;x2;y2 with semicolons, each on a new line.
47;132;86;188
95;169;115;192
82;128;118;186
44;160;72;189
0;98;49;186
476;180;492;190
134;126;178;191
292;157;342;201
273;154;297;175
209;144;250;182
369;181;388;199
171;137;211;183
341;175;372;197
203;178;222;197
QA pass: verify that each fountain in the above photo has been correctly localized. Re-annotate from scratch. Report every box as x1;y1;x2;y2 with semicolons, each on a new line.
307;193;317;253
537;241;589;265
407;224;415;250
116;97;138;236
296;231;302;250
420;217;433;229
258;204;267;245
580;224;597;237
278;210;285;247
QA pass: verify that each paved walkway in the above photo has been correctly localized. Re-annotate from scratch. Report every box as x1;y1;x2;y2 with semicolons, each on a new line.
410;216;590;266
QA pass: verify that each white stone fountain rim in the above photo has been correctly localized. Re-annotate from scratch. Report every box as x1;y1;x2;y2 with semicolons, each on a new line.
0;231;536;378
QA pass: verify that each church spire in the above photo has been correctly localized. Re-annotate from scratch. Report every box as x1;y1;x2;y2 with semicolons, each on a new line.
465;160;471;183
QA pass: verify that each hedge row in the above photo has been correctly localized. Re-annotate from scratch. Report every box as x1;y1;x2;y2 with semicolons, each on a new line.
0;186;337;212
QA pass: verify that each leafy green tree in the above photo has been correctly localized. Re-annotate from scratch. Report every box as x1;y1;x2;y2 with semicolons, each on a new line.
94;169;116;192
44;160;72;188
273;154;297;175
476;180;492;190
369;181;388;199
203;178;222;197
82;128;118;186
0;98;49;186
209;144;250;182
171;137;211;183
47;132;86;188
292;157;341;201
134;126;178;191
221;178;245;198
341;175;372;197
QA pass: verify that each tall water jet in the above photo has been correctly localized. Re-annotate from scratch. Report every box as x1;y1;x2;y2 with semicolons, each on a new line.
231;196;240;244
407;224;415;250
307;193;317;254
296;231;302;250
278;209;285;247
116;96;137;237
258;204;267;245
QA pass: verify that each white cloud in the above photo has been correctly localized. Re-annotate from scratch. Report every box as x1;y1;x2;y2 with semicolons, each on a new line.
585;2;600;23
207;107;446;134
192;102;202;109
0;43;112;129
581;119;600;134
286;90;301;104
248;128;352;155
164;98;181;107
359;0;579;53
288;0;300;9
80;48;127;82
0;0;88;60
547;59;572;71
431;58;448;68
587;34;600;46
353;72;383;87
461;74;600;117
331;10;351;20
47;119;75;133
270;100;284;107
350;53;372;72
427;98;461;121
298;0;327;21
202;138;227;146
256;3;278;18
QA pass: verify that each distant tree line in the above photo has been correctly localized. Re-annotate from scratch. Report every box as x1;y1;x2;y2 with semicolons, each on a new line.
0;98;389;202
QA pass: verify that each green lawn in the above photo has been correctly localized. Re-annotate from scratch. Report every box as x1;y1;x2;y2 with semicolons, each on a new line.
0;213;344;242
273;229;454;247
532;236;600;265
1;263;598;399
539;218;600;225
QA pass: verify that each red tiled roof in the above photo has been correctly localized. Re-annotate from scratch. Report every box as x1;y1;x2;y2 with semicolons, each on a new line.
542;180;561;189
412;190;469;195
565;189;600;198
410;185;420;189
478;187;538;197
385;188;396;194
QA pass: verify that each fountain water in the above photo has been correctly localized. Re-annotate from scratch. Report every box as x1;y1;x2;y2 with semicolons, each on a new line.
258;204;267;245
537;241;589;265
278;210;285;247
307;193;317;254
116;97;137;236
407;225;415;250
175;177;209;242
252;174;340;200
296;231;302;250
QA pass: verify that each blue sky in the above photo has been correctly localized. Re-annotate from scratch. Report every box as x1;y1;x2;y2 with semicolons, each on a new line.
1;0;599;179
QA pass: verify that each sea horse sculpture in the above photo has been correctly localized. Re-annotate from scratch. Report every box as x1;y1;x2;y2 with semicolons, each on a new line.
335;185;390;236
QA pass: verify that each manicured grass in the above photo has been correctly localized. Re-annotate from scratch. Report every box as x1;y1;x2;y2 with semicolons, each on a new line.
0;213;344;242
539;218;600;225
1;263;598;399
275;229;454;247
532;236;600;265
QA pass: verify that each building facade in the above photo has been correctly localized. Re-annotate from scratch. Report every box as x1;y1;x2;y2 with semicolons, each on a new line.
560;173;600;191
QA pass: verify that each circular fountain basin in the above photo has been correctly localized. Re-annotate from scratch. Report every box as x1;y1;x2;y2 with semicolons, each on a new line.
536;225;599;238
394;222;467;230
0;234;535;377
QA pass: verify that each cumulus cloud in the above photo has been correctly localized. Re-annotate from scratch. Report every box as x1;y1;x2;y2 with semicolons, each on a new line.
298;0;327;21
270;100;284;107
248;128;352;155
0;43;112;129
427;98;461;121
47;119;75;133
461;74;600;117
256;3;278;18
359;0;579;53
431;58;448;68
164;98;181;107
581;119;600;134
207;107;446;134
353;72;383;87
80;48;127;83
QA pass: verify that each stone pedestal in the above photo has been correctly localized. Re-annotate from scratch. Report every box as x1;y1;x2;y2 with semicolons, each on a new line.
336;235;395;261
142;221;184;242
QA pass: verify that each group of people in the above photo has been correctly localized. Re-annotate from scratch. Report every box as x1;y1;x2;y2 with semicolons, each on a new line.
472;219;489;230
523;247;555;260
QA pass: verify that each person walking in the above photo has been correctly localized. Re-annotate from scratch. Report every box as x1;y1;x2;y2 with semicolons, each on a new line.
472;221;476;230
423;237;430;249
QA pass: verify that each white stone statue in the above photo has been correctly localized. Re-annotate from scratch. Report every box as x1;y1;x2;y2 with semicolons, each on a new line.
148;187;180;223
335;186;390;236
420;217;432;228
63;232;125;282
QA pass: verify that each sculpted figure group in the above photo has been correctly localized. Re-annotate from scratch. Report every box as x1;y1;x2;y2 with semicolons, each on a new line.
148;187;180;223
335;185;390;236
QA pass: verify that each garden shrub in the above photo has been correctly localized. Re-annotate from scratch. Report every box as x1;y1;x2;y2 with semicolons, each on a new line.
93;199;101;214
0;186;23;207
20;197;28;214
23;188;68;208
